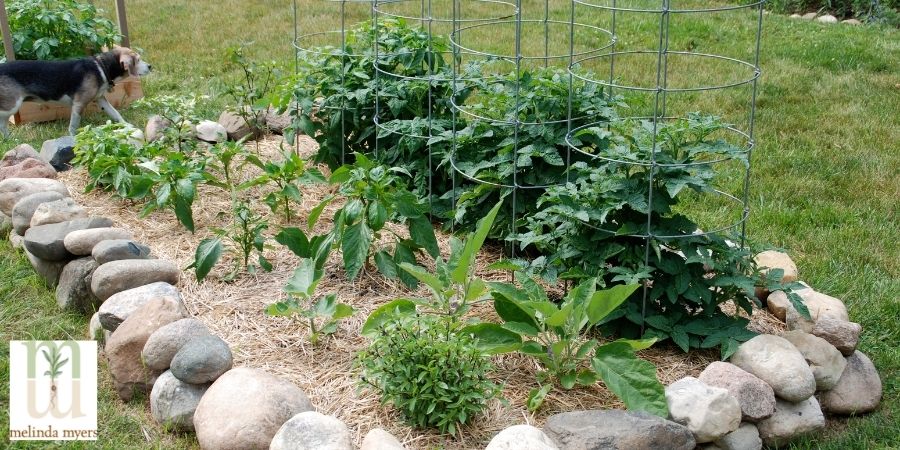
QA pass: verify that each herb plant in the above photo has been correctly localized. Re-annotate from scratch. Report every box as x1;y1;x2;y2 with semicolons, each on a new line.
5;0;119;61
189;200;272;282
242;148;325;222
357;312;500;435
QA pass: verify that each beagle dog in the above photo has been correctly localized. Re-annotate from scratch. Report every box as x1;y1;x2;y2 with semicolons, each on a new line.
0;46;151;137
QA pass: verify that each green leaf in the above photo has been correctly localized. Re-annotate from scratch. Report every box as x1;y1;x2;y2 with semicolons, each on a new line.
308;195;334;230
341;221;371;280
408;216;439;259
374;250;399;279
501;321;540;337
526;385;552;412
189;238;223;282
587;284;640;324
546;303;572;327
399;263;443;298
394;243;418;289
333;303;355;320
786;291;812;320
360;299;416;338
460;323;522;354
275;227;310;257
451;201;502;284
368;201;388;231
284;258;320;298
173;195;195;232
492;290;539;329
560;372;577;390
592;341;668;417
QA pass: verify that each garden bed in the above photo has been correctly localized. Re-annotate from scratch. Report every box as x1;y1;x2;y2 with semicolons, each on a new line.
58;134;787;449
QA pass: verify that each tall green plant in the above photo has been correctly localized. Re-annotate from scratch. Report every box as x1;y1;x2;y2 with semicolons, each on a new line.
5;0;119;61
241;148;326;222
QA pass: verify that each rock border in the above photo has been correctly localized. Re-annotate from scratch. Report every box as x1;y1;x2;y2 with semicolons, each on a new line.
2;141;883;449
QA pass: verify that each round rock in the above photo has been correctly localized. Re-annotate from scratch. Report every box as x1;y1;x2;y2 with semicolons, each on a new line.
23;247;66;287
0;157;57;181
713;423;762;450
11;191;66;235
818;351;882;414
767;288;848;324
170;333;233;384
486;424;558;450
269;411;352;450
193;367;314;450
360;428;406;450
56;257;99;313
698;361;775;422
23;217;113;261
1;144;41;168
754;250;798;283
150;370;209;431
98;282;183;332
811;318;861;356
544;410;695;450
91;259;180;301
780;330;846;390
756;397;825;447
665;377;741;443
729;334;816;402
29;197;87;228
92;239;152;265
63;227;133;255
142;318;212;371
0;177;70;215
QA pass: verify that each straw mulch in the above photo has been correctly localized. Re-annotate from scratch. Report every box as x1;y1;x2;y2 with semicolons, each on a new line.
59;134;786;449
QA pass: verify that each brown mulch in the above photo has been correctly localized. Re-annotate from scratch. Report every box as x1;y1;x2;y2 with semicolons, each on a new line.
59;134;786;450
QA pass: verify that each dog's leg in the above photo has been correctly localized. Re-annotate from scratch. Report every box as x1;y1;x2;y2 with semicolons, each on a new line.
97;97;126;123
68;102;85;136
0;97;23;139
0;117;10;139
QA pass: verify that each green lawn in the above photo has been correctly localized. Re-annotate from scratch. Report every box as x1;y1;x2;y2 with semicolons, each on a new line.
1;0;897;448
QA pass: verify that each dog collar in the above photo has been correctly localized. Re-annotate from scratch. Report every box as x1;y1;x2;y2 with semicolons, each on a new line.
93;58;114;89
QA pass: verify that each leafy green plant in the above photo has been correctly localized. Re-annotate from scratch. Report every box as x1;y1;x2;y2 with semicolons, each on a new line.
135;144;208;232
357;312;500;435
476;276;667;414
188;201;272;282
265;256;354;345
4;0;119;61
242;148;325;222
313;153;438;284
73;122;147;197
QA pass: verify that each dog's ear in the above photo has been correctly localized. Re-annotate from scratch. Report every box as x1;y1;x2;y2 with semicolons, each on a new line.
119;53;136;76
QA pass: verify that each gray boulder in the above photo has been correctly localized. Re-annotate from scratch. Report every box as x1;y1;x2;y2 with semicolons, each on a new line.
544;410;695;450
91;259;180;301
145;115;171;143
150;370;209;431
360;428;406;450
767;288;848;324
812;318;861;356
98;282;184;332
218;109;261;141
40;136;76;172
142;318;212;371
729;334;816;402
170;334;233;384
23;247;66;287
196;120;227;143
29;197;87;228
56;257;99;312
89;312;111;342
818;351;882;414
0;177;70;215
780;330;846;390
754;250;798;283
665;377;741;443
713;423;761;450
92;239;152;265
269;411;352;450
698;361;775;422
11;191;66;235
756;397;825;447
23;217;113;261
1;144;41;168
63;227;133;255
486;424;558;450
9;230;24;249
193;367;314;450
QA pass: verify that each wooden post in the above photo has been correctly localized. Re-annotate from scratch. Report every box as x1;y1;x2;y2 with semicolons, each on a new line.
115;0;130;48
0;0;16;61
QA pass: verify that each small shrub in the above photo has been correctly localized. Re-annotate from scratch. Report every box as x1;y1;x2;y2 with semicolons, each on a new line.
4;0;119;61
357;313;500;435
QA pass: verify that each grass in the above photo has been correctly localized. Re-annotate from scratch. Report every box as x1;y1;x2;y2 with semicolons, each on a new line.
1;0;898;448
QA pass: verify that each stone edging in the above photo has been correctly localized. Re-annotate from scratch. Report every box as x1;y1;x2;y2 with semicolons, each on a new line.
1;141;883;450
